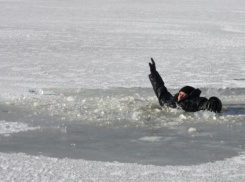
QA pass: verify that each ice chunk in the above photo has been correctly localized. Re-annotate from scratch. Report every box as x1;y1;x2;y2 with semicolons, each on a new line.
0;120;39;135
188;127;197;133
179;114;187;120
139;136;162;142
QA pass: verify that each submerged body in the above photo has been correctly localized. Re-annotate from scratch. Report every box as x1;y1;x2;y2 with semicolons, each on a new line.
149;58;222;113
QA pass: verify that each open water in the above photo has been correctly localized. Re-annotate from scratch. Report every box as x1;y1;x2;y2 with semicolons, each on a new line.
0;87;245;166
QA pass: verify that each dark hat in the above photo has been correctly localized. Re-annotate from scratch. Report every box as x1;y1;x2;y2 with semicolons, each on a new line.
179;86;195;95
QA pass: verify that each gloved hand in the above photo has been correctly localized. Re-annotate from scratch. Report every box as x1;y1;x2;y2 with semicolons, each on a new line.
149;58;156;74
205;97;222;113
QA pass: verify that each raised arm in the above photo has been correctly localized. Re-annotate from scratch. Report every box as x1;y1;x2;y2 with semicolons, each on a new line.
148;58;176;108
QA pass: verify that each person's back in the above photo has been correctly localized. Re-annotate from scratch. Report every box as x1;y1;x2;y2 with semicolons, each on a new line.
148;58;222;113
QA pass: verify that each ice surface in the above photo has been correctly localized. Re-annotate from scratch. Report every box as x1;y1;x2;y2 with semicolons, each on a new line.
1;152;245;182
0;120;39;136
0;0;245;99
1;0;245;181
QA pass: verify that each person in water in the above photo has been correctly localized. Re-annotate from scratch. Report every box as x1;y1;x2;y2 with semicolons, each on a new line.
148;58;222;113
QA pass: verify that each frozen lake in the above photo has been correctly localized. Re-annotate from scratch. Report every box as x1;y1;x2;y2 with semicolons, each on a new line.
1;0;245;181
0;0;245;98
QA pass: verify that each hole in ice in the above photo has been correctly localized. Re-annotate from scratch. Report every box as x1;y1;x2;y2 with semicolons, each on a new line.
1;87;245;166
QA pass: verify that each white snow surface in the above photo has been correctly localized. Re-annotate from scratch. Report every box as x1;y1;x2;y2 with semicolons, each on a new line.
1;0;245;181
0;0;245;98
1;152;245;182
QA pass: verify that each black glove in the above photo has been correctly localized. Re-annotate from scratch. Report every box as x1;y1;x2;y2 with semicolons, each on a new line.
149;58;156;74
205;97;222;113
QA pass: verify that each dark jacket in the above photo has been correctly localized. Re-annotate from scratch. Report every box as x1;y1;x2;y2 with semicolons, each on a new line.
149;71;221;112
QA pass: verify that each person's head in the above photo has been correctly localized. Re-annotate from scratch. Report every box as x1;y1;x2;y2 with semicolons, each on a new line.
178;86;195;101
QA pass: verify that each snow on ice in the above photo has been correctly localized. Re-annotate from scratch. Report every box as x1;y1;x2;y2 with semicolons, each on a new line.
0;0;245;181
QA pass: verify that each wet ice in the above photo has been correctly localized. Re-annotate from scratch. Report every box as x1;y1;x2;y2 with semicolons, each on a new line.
1;87;245;166
1;0;245;180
